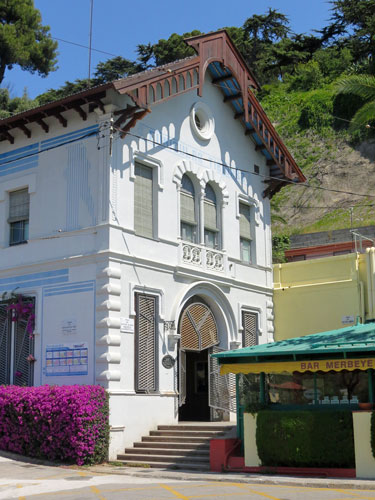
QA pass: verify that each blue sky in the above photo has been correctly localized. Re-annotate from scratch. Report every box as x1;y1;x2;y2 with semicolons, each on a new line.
4;0;333;99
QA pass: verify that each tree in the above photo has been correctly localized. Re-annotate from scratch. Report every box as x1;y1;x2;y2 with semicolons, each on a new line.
242;8;291;82
37;56;142;105
0;0;58;84
323;0;375;73
335;74;375;134
0;87;36;118
93;57;142;84
137;31;201;68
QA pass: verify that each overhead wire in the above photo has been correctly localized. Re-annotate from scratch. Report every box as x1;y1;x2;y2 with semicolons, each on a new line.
52;37;119;58
0;125;110;168
111;124;375;199
1;111;374;201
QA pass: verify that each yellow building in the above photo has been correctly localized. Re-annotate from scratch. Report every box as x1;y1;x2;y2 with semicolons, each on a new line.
273;247;375;341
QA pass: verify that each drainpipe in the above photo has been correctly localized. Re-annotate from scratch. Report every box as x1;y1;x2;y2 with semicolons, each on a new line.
366;249;374;320
371;248;375;320
359;281;365;324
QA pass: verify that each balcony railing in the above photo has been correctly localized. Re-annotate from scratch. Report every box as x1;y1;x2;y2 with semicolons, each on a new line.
180;242;226;273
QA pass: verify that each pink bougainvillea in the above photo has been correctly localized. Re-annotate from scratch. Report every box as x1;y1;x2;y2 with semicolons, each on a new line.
0;385;109;465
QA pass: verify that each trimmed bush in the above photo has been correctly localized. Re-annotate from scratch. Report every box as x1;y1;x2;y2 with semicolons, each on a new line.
370;412;375;460
0;385;109;465
256;410;355;468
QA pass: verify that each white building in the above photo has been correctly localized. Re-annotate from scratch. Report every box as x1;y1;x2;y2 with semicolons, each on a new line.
0;31;304;458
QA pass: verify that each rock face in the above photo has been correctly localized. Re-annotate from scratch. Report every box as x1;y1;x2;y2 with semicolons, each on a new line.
273;138;375;234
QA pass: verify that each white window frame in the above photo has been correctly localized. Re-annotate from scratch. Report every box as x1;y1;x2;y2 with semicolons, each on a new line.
8;188;30;246
204;183;221;250
179;174;200;244
236;193;259;265
0;175;36;249
132;153;163;240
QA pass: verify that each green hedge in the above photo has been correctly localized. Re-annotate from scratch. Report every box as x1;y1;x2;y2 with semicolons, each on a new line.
370;412;375;460
256;410;355;468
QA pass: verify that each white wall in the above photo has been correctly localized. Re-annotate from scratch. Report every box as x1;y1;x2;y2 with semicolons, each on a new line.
0;75;275;457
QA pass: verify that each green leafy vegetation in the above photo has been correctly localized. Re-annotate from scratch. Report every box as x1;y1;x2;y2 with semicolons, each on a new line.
2;2;375;238
256;410;355;468
0;0;57;84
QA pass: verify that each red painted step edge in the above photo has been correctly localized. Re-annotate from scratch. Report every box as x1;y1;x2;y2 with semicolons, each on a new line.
210;439;356;477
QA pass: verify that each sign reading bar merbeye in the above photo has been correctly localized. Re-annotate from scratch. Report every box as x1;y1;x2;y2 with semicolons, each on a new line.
220;357;375;375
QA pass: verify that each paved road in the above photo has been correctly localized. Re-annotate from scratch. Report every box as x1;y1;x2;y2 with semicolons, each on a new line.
2;455;375;500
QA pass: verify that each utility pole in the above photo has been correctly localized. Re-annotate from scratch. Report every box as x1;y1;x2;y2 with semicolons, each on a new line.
88;0;94;87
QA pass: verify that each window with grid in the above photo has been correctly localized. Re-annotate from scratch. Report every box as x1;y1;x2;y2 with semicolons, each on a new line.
9;189;29;246
180;174;197;243
134;162;154;238
242;311;258;347
204;184;220;249
135;293;158;393
239;202;252;263
0;299;35;386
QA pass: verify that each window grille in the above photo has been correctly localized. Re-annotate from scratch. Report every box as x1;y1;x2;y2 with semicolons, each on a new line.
0;304;10;385
242;311;258;347
134;162;153;238
135;294;158;392
209;346;236;412
180;302;218;351
0;298;35;386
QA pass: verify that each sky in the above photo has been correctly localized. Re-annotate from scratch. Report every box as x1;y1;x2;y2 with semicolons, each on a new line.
3;0;333;99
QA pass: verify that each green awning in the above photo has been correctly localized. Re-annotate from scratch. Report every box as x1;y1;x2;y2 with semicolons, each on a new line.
214;322;375;370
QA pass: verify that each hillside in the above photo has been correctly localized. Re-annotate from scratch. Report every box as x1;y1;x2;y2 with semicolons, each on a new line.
261;83;375;236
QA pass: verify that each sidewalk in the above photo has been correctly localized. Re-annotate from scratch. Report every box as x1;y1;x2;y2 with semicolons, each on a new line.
2;449;375;491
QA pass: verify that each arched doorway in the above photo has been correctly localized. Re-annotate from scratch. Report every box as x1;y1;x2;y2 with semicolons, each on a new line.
178;297;219;421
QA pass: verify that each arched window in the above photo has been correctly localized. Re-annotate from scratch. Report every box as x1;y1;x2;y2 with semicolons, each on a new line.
204;184;219;249
180;174;197;243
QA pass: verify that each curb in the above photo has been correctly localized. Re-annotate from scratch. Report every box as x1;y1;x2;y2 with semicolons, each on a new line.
2;452;375;491
85;465;375;490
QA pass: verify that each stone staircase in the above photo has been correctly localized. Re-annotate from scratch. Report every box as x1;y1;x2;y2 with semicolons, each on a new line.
117;422;235;470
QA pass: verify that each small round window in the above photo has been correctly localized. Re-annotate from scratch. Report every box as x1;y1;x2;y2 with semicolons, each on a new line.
190;102;215;141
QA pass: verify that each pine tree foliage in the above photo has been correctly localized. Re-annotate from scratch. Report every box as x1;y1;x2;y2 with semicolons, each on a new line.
0;0;57;84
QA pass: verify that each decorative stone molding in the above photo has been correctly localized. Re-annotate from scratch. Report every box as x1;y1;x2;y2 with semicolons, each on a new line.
95;262;122;385
266;300;274;341
96;334;121;346
96;370;121;381
181;242;226;273
98;352;121;364
173;160;229;206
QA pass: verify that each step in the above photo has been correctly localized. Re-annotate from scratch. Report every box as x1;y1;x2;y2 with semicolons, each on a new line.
124;447;209;457
118;459;210;470
142;435;209;443
134;441;209;450
118;453;209;464
157;424;234;432
149;430;223;438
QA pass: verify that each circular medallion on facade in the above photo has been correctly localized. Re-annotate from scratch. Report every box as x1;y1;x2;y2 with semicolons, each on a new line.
162;354;175;369
190;102;215;141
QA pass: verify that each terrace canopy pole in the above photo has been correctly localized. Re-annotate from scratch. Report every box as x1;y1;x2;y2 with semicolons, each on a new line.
260;372;266;404
368;368;374;404
314;373;318;405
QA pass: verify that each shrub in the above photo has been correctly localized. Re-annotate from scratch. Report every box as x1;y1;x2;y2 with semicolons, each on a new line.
298;89;334;132
287;61;323;92
256;410;355;468
0;385;109;465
